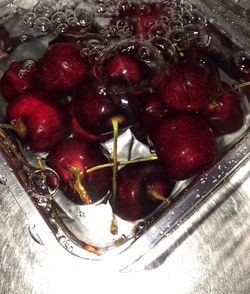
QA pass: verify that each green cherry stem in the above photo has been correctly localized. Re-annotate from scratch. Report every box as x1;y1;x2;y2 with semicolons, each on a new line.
0;122;27;134
111;117;119;203
217;81;250;98
85;154;158;174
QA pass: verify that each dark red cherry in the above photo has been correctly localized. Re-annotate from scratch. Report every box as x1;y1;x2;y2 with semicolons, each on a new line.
0;60;37;102
6;91;69;152
159;58;220;112
46;137;111;204
114;161;175;221
149;114;217;180
201;82;245;135
68;99;112;142
35;42;89;93
106;53;142;83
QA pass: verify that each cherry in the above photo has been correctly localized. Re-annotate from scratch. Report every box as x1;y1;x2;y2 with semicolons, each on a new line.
132;93;170;143
74;78;140;136
149;114;217;180
46;137;111;204
106;53;142;83
74;78;121;135
113;161;175;221
35;42;89;93
159;57;220;112
5;91;69;152
201;82;244;135
0;60;37;102
67;99;112;142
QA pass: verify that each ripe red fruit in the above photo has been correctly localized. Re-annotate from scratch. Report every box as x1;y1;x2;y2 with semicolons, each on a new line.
74;79;119;135
6;91;69;152
149;114;217;180
114;161;175;221
106;53;141;83
131;94;170;143
35;42;88;93
46;137;111;204
201;82;244;135
68;99;112;142
74;78;140;136
0;60;37;102
159;58;220;111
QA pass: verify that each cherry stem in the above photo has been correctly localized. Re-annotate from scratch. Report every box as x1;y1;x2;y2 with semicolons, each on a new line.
85;154;158;175
217;81;250;98
0;128;38;170
69;166;92;205
111;117;119;202
0;122;27;134
147;186;171;205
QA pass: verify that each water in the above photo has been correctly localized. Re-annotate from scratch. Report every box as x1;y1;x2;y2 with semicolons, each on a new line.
0;0;249;258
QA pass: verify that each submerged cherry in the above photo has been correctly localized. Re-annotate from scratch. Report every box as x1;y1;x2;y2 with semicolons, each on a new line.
46;137;111;204
0;60;37;102
35;42;89;93
5;91;69;152
159;58;220;111
149;114;217;180
114;161;175;221
201;82;244;135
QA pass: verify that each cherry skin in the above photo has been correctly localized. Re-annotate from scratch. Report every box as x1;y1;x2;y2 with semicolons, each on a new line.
113;161;175;221
159;58;220;112
201;82;244;135
67;99;112;142
74;78;139;136
6;91;70;152
74;79;119;135
46;137;111;204
35;42;89;93
106;53;142;83
131;93;170;144
149;113;217;181
0;60;37;102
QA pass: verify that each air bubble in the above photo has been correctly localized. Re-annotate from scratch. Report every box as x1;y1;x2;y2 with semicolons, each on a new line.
22;12;36;27
33;17;53;33
95;4;106;14
233;51;250;74
18;69;26;78
74;3;94;27
55;23;69;34
184;25;211;48
20;34;29;43
80;47;89;57
67;17;78;26
190;10;207;28
148;23;170;38
51;11;66;25
22;59;35;70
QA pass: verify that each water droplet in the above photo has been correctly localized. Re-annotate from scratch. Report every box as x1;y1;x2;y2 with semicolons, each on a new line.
195;194;200;199
18;69;26;78
0;175;7;185
19;34;29;43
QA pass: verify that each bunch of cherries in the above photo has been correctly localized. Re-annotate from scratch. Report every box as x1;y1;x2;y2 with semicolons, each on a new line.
0;1;248;222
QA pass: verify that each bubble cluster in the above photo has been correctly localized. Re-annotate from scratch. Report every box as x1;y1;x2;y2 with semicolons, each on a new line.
22;0;96;34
